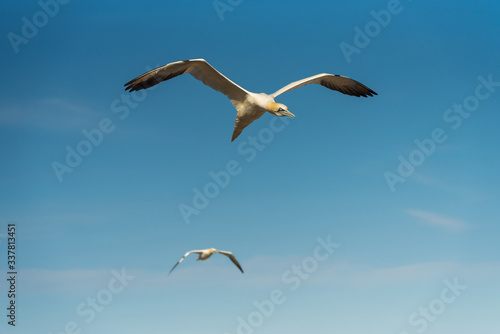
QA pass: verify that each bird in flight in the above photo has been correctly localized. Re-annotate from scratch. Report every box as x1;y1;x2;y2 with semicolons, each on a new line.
168;248;244;275
124;59;377;141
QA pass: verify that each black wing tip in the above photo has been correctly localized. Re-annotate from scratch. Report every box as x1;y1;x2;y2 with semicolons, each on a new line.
124;80;139;92
354;83;378;98
358;91;377;98
124;81;148;92
362;89;378;97
168;262;180;276
326;76;378;98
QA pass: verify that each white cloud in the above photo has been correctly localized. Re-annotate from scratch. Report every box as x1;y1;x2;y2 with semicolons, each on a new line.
0;98;99;131
316;261;500;286
406;209;468;231
15;269;117;297
17;259;500;297
412;173;488;203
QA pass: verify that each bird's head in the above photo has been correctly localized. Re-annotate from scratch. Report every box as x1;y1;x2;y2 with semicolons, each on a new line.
209;248;216;253
267;102;295;118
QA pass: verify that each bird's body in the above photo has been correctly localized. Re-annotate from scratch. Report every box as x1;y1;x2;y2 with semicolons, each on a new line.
194;248;216;261
231;93;275;140
168;248;244;275
125;59;377;141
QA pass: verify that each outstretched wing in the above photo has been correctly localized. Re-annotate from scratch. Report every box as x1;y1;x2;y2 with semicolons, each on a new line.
168;250;202;275
124;59;249;103
271;73;377;98
216;250;244;273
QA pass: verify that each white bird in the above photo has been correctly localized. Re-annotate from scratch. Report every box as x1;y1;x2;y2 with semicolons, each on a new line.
124;59;377;141
168;248;244;275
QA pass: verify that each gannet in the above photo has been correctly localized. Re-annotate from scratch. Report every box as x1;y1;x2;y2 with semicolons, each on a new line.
124;59;377;141
168;248;244;275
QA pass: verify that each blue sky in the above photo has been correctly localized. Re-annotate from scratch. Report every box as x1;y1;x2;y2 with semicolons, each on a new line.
1;0;500;333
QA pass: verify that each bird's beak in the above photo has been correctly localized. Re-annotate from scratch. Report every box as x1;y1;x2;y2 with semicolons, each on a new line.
281;110;295;118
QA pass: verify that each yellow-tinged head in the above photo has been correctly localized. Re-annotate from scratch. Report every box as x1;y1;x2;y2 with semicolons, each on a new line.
209;248;216;253
267;102;295;118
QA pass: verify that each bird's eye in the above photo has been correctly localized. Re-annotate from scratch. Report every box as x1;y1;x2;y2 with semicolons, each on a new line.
278;107;284;111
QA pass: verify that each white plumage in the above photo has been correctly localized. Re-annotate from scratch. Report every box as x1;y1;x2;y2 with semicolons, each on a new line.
125;59;377;141
168;248;244;275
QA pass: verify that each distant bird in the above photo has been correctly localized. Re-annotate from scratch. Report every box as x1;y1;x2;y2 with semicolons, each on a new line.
168;248;244;275
124;59;377;141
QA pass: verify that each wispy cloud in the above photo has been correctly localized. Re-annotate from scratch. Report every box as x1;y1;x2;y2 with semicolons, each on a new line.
17;260;500;295
0;98;99;131
412;173;487;202
406;209;469;231
19;269;121;294
316;261;486;286
15;258;500;295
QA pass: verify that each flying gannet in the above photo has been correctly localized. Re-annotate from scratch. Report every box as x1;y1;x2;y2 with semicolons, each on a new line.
124;59;377;141
168;248;244;275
